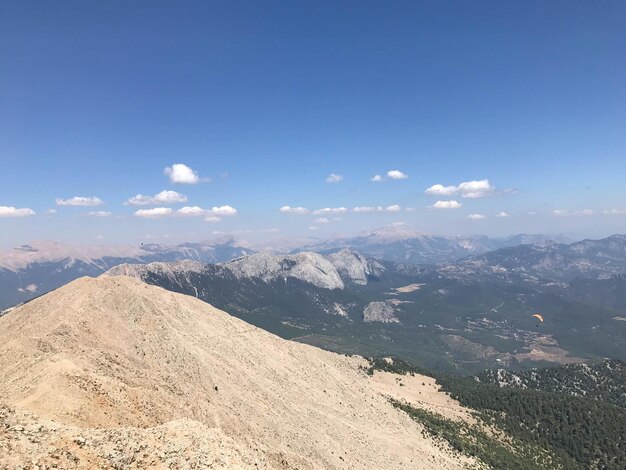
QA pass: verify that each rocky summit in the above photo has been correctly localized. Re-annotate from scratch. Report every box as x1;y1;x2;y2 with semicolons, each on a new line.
0;275;473;469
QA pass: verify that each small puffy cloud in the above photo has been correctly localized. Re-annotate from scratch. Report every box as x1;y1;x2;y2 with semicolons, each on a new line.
87;211;112;217
496;211;510;218
425;179;496;198
467;213;486;220
56;196;103;206
209;205;237;216
126;190;187;206
430;200;462;209
352;206;382;213
326;173;343;183
175;206;206;217
386;204;402;212
168;205;237;218
18;283;38;293
313;207;347;215
164;163;201;184
387;170;408;180
280;206;309;214
425;184;458;196
552;209;593;217
134;207;173;218
604;208;626;215
308;225;319;230
457;180;494;198
46;209;57;214
126;195;153;206
370;174;384;182
0;206;36;217
314;217;330;224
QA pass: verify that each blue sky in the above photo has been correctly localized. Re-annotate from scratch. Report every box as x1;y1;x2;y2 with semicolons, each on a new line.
1;1;625;247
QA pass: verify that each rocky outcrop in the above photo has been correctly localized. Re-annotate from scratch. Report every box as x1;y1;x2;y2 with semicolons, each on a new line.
363;301;399;323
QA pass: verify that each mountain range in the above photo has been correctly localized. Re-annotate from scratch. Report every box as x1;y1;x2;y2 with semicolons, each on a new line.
0;237;253;309
0;227;570;310
296;226;570;263
105;234;626;373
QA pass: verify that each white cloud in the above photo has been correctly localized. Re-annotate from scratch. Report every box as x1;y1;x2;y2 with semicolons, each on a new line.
175;206;206;217
0;206;36;217
425;184;458;196
604;208;626;215
326;173;343;183
457;180;494;198
313;207;348;215
56;196;103;206
314;217;330;224
18;283;38;293
351;204;405;213
552;209;593;217
164;163;201;184
87;211;112;217
496;211;510;218
370;174;384;182
140;205;237;219
430;200;462;209
308;225;319;230
126;190;187;206
425;179;495;198
352;206;382;213
134;207;173;218
280;206;309;214
387;170;408;180
209;205;237;216
467;213;486;220
46;209;57;214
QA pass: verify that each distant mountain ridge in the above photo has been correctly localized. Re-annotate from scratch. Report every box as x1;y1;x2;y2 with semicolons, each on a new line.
296;227;570;264
440;234;626;282
0;238;253;309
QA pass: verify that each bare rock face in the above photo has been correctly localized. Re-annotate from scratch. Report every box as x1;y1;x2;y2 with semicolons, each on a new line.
327;249;385;285
222;251;345;290
106;259;206;278
363;301;399;323
0;276;467;469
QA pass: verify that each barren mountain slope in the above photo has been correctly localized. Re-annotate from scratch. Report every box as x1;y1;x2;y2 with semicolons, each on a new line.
0;276;473;469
